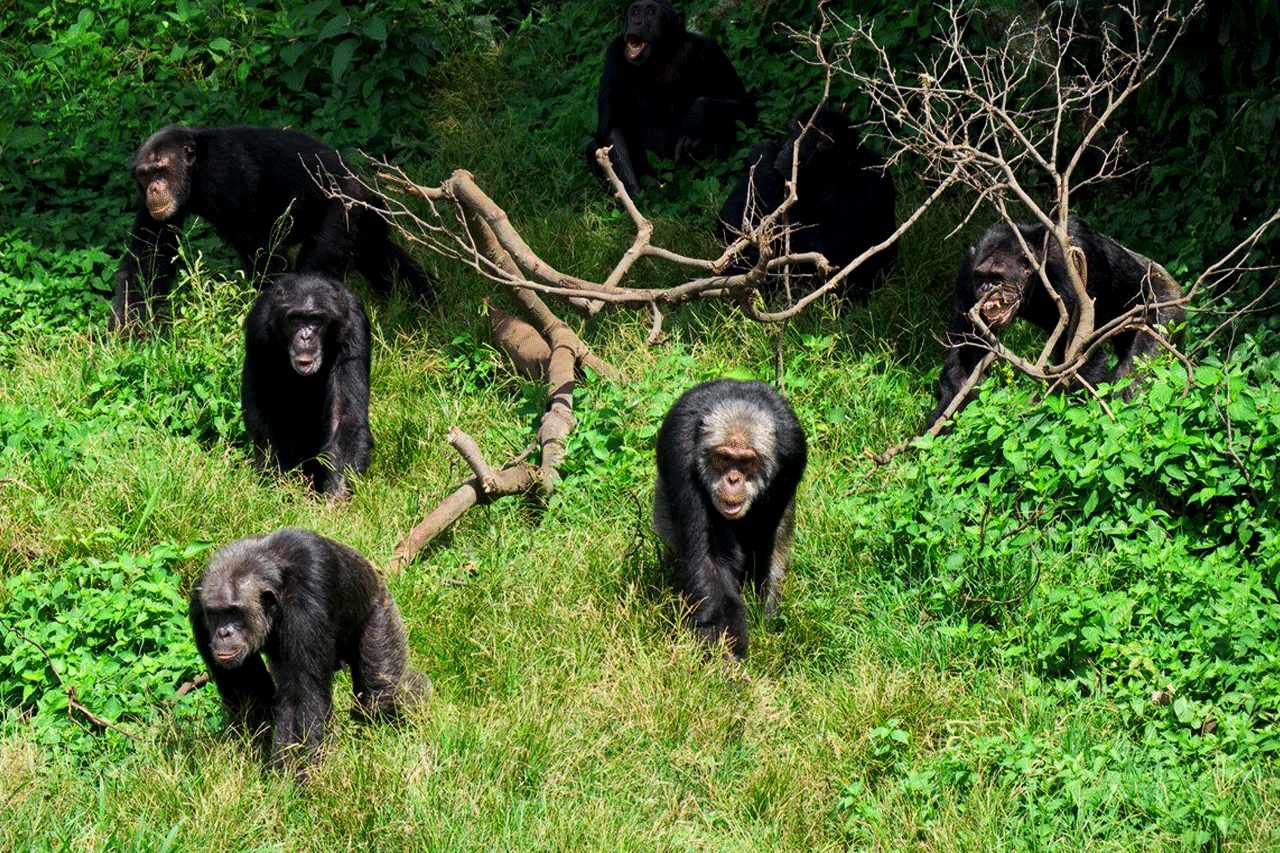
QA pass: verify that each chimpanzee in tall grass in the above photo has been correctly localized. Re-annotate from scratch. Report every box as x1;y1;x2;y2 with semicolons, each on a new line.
927;216;1184;427
242;274;372;499
189;528;428;780
718;105;897;298
654;379;807;660
587;0;756;199
111;124;430;331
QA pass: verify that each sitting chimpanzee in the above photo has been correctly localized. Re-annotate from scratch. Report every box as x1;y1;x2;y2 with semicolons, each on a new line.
587;0;756;199
718;105;897;299
242;274;372;499
190;528;429;780
927;216;1184;427
111;124;430;331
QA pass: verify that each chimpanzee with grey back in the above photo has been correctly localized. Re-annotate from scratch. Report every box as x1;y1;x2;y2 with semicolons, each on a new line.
654;379;807;660
189;528;428;780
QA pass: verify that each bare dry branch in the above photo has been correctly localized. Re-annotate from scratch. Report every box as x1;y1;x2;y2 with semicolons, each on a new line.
865;351;996;468
386;201;600;568
821;0;1266;456
326;106;945;329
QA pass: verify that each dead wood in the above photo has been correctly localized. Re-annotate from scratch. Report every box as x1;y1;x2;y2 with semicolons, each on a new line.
386;185;593;572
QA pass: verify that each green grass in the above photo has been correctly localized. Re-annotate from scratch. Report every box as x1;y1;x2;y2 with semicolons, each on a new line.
2;19;1279;853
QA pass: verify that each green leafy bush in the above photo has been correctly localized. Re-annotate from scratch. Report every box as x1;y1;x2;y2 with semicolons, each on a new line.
0;0;480;248
0;540;211;758
849;343;1280;755
0;236;111;353
0;406;96;493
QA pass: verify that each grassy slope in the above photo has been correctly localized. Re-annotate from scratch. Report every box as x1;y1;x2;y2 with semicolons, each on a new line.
1;19;1277;853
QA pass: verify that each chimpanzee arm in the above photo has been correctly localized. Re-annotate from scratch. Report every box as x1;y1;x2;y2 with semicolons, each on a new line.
240;298;285;472
110;210;181;331
717;141;782;237
319;303;373;498
929;338;990;427
600;128;643;199
758;496;796;625
687;550;749;658
268;591;337;774
187;597;274;734
673;42;756;163
660;450;750;659
590;43;643;198
928;269;990;428
674;494;749;658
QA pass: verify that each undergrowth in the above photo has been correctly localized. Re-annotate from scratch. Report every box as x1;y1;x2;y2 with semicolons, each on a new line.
0;1;1277;851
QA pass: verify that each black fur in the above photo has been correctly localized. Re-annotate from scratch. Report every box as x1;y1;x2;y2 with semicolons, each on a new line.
718;105;897;298
587;0;756;198
242;274;372;499
111;124;429;330
189;528;427;778
928;216;1185;426
653;379;807;659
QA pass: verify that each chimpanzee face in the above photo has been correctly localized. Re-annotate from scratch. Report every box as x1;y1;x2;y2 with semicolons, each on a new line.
198;590;276;668
284;310;331;376
270;291;336;376
706;439;761;519
132;141;196;222
972;245;1034;329
196;550;281;668
696;401;778;520
624;0;679;65
201;606;257;667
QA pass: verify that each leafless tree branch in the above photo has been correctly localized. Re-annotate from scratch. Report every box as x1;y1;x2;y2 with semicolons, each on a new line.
828;0;1275;454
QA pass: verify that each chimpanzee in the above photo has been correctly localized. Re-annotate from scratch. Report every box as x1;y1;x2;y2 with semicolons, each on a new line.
110;124;430;331
587;0;756;199
927;216;1185;426
189;528;428;779
242;274;372;499
718;105;897;298
653;379;808;660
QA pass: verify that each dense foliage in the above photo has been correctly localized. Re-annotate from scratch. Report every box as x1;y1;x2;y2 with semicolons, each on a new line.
0;0;476;248
0;1;1276;850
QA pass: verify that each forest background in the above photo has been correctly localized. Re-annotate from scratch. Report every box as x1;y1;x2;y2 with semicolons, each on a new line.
0;1;1278;850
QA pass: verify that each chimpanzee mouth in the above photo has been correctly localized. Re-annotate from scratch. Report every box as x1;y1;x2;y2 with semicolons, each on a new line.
293;357;320;376
718;500;746;518
147;198;179;221
625;35;646;62
978;291;1021;328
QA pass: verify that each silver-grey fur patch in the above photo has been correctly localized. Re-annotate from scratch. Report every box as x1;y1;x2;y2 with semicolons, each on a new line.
695;398;778;518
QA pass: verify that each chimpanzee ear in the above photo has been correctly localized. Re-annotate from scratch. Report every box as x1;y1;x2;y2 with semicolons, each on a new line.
182;141;197;168
259;587;278;615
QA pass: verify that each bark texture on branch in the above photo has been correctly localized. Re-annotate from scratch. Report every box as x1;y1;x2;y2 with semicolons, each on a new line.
387;188;600;572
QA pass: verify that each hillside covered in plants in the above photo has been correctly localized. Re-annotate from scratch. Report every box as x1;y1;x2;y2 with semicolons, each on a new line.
1;1;1277;850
